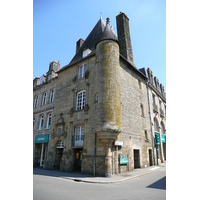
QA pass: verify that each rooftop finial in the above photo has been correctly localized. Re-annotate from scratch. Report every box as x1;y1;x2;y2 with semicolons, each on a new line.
106;17;110;25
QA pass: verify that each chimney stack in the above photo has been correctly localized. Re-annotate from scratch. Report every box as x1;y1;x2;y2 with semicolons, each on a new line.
76;38;84;53
116;12;134;65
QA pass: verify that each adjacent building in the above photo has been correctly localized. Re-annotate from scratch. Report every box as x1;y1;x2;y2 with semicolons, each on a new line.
33;12;166;177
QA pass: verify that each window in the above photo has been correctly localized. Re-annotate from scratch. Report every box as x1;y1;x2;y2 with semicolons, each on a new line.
138;80;141;89
39;115;44;130
46;113;51;129
76;90;86;110
39;76;44;85
83;49;91;58
140;104;144;117
152;94;156;105
159;100;161;109
34;95;39;108
95;93;98;102
56;140;64;148
144;130;148;141
78;64;86;78
33;117;35;128
49;89;55;103
75;126;84;146
42;92;47;105
47;75;51;81
57;127;62;134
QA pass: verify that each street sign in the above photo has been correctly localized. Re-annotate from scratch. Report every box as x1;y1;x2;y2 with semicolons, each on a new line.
161;134;166;143
155;132;160;145
115;140;123;146
35;134;49;144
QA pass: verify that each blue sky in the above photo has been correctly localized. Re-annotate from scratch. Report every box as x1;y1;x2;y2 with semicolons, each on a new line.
33;0;166;89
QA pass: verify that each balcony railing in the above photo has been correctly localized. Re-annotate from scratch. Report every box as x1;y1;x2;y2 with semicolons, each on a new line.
72;135;84;147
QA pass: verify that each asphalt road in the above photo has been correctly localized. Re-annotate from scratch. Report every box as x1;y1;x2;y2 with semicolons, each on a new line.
33;168;166;200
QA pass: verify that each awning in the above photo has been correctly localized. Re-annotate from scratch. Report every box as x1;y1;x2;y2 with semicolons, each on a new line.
35;134;49;144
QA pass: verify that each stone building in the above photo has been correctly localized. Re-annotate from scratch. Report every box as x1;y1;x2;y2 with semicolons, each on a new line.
139;67;166;165
33;61;60;167
33;12;166;176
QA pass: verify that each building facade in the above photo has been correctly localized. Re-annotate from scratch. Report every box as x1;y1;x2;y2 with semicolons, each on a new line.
33;12;166;177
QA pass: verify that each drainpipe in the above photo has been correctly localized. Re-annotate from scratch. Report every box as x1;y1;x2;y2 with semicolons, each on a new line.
94;131;96;176
146;81;155;165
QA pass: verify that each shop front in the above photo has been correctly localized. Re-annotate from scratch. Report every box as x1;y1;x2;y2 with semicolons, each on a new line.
162;133;166;161
34;134;49;167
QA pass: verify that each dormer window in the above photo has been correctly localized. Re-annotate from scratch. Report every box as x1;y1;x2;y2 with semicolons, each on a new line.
83;49;91;58
47;75;51;81
39;76;46;85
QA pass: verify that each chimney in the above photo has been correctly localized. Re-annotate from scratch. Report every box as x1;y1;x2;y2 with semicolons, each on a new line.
147;68;153;84
116;12;134;64
76;38;84;53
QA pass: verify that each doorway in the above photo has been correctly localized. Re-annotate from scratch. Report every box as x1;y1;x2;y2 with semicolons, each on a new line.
73;149;83;171
54;140;64;170
149;149;153;166
34;144;48;167
134;149;140;169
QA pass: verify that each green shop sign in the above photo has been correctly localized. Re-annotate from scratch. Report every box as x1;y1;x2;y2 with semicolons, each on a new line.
120;155;128;165
35;134;49;144
155;132;160;145
162;134;166;143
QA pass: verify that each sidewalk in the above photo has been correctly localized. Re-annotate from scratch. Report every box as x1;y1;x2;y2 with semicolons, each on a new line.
33;162;166;184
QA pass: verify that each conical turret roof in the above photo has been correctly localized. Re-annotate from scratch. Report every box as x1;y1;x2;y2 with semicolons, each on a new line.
69;17;118;65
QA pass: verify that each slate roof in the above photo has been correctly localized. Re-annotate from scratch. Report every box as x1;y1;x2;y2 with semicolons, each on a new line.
69;17;118;65
59;16;148;81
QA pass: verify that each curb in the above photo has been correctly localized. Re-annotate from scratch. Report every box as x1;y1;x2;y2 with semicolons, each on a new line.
62;169;157;184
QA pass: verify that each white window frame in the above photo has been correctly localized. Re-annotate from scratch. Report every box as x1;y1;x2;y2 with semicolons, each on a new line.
34;95;39;108
76;90;86;111
49;89;55;103
46;113;51;129
78;64;86;79
42;92;47;105
56;140;64;148
75;126;84;146
83;49;91;58
39;115;44;130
